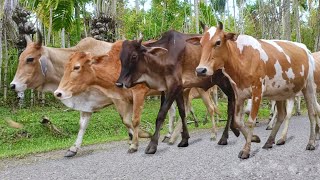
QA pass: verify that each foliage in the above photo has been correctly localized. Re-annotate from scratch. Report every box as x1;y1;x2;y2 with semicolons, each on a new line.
0;99;271;158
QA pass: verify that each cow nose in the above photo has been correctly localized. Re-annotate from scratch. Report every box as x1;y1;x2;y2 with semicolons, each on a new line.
10;84;16;90
196;67;207;76
54;92;62;98
115;82;123;88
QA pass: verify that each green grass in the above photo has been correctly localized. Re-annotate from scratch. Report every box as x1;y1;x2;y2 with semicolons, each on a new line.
0;99;271;159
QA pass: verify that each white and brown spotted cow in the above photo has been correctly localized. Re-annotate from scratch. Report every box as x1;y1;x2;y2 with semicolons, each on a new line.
188;22;320;159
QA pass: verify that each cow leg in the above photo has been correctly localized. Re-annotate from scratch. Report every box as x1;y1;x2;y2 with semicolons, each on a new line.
238;90;262;159
145;91;177;154
276;98;295;145
198;88;217;141
266;107;277;130
65;111;92;157
162;103;176;143
212;85;218;106
128;90;149;153
175;90;190;147
218;93;236;145
302;85;317;150
262;101;286;149
295;96;301;116
189;106;199;127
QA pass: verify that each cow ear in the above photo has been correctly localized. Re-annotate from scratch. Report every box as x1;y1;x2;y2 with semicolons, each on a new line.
186;36;202;45
225;33;238;41
39;56;48;76
146;47;168;56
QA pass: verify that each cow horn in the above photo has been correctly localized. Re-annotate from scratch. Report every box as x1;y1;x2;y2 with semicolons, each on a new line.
137;37;143;45
36;29;43;46
25;35;32;45
218;21;223;30
200;21;209;33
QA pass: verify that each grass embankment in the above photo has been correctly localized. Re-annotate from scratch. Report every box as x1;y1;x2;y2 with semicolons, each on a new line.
0;99;271;159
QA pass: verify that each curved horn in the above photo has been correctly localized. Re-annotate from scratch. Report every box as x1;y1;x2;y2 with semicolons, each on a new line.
200;21;209;33
218;21;223;30
36;29;43;46
24;35;32;45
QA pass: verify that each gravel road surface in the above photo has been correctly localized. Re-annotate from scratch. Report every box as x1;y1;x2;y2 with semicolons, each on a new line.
1;115;320;180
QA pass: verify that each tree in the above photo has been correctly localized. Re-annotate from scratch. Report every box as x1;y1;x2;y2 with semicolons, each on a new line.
281;0;291;40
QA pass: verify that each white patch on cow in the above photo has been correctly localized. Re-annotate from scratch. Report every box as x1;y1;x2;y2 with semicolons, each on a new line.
261;40;291;63
208;27;217;40
300;65;305;76
255;97;260;102
236;35;269;62
60;88;112;112
285;68;295;80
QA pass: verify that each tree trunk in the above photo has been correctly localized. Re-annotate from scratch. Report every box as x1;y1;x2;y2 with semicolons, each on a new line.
238;0;245;34
135;0;139;12
293;0;301;42
233;0;236;31
0;16;3;90
111;0;117;17
47;6;53;44
3;28;8;101
281;0;291;40
314;0;320;51
194;0;199;33
61;28;65;48
75;3;81;41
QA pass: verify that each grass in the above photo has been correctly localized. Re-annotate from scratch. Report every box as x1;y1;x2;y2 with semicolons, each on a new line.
0;98;271;159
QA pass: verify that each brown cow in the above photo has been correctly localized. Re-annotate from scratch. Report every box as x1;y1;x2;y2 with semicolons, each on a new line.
9;33;151;157
190;22;319;159
54;41;221;154
116;30;243;154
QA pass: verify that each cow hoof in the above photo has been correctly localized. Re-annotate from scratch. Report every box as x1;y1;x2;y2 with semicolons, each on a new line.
306;144;315;151
262;143;273;149
128;148;138;153
194;121;199;127
210;135;217;141
231;128;240;137
238;150;250;159
295;112;301;116
162;136;170;143
276;139;286;145
145;144;157;154
178;139;189;147
266;126;273;130
218;138;228;145
252;135;261;143
64;150;77;157
167;142;174;145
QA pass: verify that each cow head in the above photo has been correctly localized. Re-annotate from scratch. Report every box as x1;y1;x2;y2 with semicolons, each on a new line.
187;22;238;76
10;30;49;92
54;52;96;100
115;39;167;88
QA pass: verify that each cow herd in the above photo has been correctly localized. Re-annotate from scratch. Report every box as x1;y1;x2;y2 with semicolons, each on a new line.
9;22;320;159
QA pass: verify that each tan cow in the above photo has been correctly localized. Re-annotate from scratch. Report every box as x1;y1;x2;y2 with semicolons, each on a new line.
189;22;320;159
54;41;220;154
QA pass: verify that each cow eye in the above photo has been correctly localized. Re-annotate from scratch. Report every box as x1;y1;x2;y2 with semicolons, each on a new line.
73;66;80;70
131;54;137;59
26;57;34;63
215;40;221;46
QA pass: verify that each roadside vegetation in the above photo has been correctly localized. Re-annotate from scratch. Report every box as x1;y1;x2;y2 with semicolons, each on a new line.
0;98;273;159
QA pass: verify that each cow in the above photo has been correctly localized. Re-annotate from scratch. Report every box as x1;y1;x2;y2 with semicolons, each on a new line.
115;30;247;154
54;40;222;154
9;33;153;157
189;22;319;159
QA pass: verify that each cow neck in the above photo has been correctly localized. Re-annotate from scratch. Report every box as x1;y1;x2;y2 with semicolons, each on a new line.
41;46;78;92
223;40;250;89
92;55;121;89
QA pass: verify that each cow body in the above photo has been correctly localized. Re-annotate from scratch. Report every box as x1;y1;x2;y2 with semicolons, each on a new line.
116;30;240;154
193;22;319;159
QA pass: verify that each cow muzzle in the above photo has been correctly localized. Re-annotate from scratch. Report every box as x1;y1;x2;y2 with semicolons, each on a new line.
54;90;72;100
9;81;27;92
195;65;214;77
